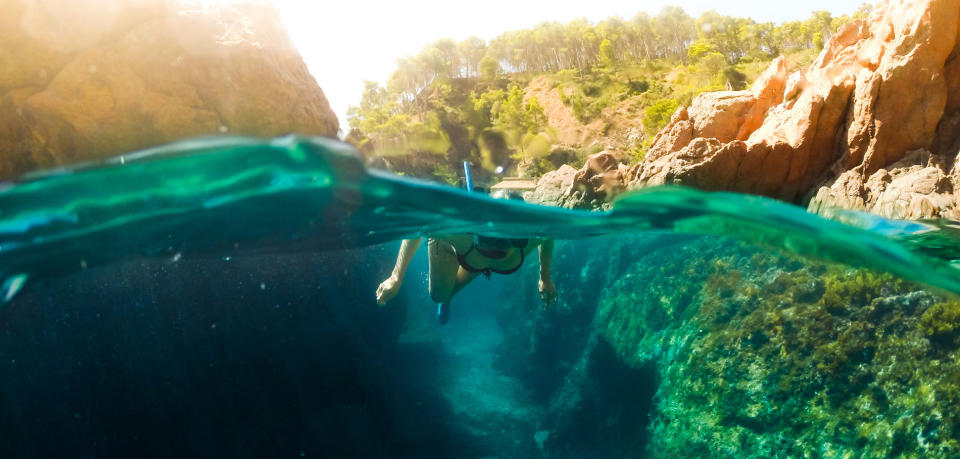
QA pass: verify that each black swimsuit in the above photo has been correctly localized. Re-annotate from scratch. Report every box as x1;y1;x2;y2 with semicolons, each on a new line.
456;236;528;278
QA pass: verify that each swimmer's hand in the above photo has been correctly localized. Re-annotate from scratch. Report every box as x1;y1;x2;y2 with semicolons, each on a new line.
376;275;401;306
539;278;557;309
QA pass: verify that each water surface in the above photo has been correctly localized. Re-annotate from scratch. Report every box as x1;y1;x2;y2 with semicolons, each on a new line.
1;136;958;458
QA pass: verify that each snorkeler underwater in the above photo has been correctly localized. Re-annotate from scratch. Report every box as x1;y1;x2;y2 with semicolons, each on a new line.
4;0;960;457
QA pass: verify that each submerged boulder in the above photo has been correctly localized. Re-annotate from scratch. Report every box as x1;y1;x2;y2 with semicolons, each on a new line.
594;238;960;457
0;0;338;179
627;0;960;219
496;228;960;456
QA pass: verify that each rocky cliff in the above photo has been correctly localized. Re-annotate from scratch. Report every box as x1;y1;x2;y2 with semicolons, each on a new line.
0;0;338;179
541;0;960;220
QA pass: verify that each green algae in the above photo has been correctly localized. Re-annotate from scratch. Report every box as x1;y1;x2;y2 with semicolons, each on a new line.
596;239;960;457
920;300;960;348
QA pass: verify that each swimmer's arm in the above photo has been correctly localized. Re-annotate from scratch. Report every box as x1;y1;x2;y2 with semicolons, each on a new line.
538;239;554;281
538;239;557;307
377;238;422;305
390;238;423;283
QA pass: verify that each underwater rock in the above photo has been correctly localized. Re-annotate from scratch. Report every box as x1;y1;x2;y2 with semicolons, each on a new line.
630;0;960;219
595;238;960;457
494;236;674;399
0;0;338;179
495;230;960;456
537;336;656;459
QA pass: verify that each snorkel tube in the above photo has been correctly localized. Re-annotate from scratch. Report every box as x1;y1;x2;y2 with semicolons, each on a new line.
463;161;474;193
463;160;482;248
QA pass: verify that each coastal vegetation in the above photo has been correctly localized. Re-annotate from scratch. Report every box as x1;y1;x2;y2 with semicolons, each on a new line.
346;5;872;182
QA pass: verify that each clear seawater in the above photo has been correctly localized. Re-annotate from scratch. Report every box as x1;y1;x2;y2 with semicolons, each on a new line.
1;136;958;457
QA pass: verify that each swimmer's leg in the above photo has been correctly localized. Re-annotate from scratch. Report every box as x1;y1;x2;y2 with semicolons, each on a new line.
427;238;459;304
451;268;480;298
438;268;480;325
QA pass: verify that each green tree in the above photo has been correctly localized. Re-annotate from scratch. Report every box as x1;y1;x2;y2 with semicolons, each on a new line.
597;38;615;71
696;52;727;85
628;12;657;60
643;99;679;136
696;11;752;64
464;89;506;132
459;36;487;77
524;96;548;132
687;38;718;62
491;86;551;157
853;3;873;19
597;17;630;61
347;80;451;157
807;11;834;49
747;22;780;58
492;86;530;135
653;6;696;62
479;55;501;81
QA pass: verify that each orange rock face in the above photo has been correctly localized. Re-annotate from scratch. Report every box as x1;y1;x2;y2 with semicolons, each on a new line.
631;0;960;219
0;0;339;179
529;152;627;210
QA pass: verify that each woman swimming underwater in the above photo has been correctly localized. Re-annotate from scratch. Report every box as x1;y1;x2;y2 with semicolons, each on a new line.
377;163;557;324
375;232;556;324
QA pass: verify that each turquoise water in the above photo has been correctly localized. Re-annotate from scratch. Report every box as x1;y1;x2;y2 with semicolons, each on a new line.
3;135;960;457
1;135;958;299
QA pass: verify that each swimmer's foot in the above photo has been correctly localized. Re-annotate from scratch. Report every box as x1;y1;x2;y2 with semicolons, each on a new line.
437;301;451;325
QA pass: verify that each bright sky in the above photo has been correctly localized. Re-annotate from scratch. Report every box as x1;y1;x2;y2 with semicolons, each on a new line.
272;0;869;135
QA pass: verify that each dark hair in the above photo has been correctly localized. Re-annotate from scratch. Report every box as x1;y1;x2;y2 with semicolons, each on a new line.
476;235;528;249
